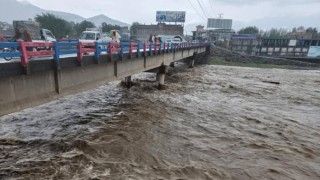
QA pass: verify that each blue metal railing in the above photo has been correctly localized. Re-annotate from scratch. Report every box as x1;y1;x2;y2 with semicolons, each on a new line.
0;42;21;59
0;41;210;64
54;42;78;62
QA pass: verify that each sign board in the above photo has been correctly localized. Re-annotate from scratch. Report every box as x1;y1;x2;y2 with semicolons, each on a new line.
307;46;320;57
156;11;186;23
207;18;232;29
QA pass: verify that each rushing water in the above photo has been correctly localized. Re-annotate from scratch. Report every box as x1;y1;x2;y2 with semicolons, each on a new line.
0;63;320;180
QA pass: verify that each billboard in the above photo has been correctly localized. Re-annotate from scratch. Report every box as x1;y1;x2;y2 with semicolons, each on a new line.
207;18;232;29
307;46;320;57
156;11;186;23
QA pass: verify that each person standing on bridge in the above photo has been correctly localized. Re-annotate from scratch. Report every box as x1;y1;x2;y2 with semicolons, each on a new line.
149;34;154;43
23;30;32;42
111;30;121;42
23;30;33;51
112;31;116;42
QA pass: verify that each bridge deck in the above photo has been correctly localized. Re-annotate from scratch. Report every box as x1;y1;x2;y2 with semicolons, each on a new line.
0;42;210;116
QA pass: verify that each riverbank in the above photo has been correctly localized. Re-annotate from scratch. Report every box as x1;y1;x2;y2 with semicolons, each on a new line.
209;46;320;70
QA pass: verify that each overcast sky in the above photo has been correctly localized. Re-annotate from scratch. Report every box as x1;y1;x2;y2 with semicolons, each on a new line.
19;0;320;31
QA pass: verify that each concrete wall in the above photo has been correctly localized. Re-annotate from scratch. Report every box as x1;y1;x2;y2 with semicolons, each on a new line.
0;46;207;116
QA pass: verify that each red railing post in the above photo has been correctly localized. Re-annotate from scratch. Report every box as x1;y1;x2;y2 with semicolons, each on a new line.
108;42;113;60
129;42;132;57
77;41;83;63
19;41;28;66
154;42;157;55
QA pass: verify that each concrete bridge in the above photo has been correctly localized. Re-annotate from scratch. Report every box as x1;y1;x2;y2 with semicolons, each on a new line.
0;41;210;116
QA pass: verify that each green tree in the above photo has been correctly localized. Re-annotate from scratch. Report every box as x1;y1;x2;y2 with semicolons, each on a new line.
238;26;259;34
130;22;140;37
35;13;73;38
101;22;121;33
74;20;96;36
265;28;289;38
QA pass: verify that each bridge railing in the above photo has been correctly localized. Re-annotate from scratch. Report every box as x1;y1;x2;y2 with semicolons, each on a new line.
77;42;95;63
0;42;21;60
54;41;78;63
95;42;108;62
20;41;54;66
1;41;210;73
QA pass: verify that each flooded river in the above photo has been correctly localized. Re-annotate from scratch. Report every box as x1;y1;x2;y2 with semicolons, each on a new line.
1;63;320;180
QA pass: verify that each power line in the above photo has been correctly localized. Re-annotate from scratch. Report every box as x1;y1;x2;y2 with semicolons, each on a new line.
199;0;213;18
208;0;218;18
196;0;209;19
187;0;207;21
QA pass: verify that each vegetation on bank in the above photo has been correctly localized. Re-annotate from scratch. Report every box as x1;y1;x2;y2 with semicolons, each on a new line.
237;26;319;39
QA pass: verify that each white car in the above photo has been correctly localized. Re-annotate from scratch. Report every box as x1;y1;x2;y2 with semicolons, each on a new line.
79;31;111;43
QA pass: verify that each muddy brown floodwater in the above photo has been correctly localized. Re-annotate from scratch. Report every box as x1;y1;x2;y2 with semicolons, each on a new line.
1;63;320;180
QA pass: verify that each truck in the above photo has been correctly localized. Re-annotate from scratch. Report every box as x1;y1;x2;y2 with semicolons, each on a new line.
79;28;112;44
13;20;56;42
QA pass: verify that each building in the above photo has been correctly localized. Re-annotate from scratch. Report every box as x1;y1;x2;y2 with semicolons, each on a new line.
192;25;207;42
230;34;259;55
206;18;234;42
133;23;183;42
192;18;235;43
207;29;235;42
257;37;320;57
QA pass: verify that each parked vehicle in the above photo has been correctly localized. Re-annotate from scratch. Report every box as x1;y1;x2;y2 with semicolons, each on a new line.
172;35;187;44
79;28;111;44
12;20;56;42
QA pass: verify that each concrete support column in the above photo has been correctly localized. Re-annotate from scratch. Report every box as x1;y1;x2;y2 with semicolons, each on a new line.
54;61;61;94
157;74;165;85
122;76;132;88
156;65;167;90
189;52;197;68
156;73;165;90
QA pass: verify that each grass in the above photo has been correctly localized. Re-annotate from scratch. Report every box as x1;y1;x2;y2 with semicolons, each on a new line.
208;57;293;69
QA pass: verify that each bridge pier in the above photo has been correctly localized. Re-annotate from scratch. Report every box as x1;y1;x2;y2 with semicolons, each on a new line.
156;73;165;86
122;76;132;88
156;65;167;90
188;52;197;68
54;61;62;94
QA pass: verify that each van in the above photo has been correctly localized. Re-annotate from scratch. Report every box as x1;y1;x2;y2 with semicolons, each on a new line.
79;28;111;43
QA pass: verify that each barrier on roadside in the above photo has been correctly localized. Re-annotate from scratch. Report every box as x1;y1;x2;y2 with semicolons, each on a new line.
0;42;21;60
20;41;54;66
108;42;121;60
0;40;210;72
129;42;138;58
143;42;151;57
95;42;108;62
154;42;161;55
54;41;78;63
77;42;95;63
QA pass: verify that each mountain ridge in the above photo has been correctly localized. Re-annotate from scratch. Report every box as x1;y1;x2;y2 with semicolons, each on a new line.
0;0;129;27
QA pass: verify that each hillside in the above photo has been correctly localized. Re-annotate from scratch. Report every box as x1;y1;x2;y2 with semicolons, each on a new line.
0;0;129;26
87;14;129;27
